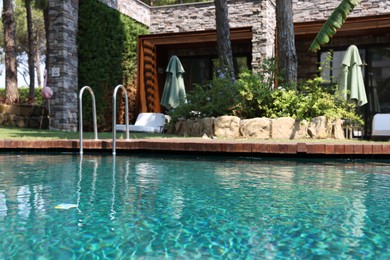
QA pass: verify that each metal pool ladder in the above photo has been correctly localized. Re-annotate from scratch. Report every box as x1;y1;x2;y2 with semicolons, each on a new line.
79;86;98;155
112;84;130;155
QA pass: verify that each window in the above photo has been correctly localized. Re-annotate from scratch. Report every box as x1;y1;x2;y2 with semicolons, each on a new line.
367;47;390;113
320;49;365;84
320;45;390;135
319;46;390;113
181;55;251;92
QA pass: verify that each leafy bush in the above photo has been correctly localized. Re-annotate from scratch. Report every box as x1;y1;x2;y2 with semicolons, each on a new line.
0;87;44;106
169;58;276;121
235;58;277;118
263;77;362;124
169;71;241;121
169;59;362;126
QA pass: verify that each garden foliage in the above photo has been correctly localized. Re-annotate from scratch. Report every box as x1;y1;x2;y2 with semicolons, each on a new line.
0;87;43;106
78;0;148;130
169;58;362;125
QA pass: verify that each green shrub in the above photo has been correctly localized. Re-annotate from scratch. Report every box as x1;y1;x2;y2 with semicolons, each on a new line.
169;58;277;121
235;58;276;118
169;71;241;121
263;77;363;125
169;58;362;126
0;87;44;106
0;89;5;101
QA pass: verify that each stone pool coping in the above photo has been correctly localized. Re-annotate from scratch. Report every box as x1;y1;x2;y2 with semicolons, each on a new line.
1;138;390;158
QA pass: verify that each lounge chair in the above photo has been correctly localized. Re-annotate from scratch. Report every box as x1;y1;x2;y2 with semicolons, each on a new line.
372;114;390;136
116;112;170;133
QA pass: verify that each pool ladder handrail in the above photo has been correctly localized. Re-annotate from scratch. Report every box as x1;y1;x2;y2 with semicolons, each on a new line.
112;84;130;155
79;86;98;155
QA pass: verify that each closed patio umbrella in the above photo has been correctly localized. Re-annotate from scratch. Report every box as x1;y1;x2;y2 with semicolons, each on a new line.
338;45;367;106
161;55;187;109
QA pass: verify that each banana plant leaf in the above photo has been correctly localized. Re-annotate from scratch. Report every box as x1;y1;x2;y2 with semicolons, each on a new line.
309;0;361;53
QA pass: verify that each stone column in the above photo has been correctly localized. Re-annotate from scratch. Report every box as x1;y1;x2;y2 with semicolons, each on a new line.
251;0;276;72
47;0;79;131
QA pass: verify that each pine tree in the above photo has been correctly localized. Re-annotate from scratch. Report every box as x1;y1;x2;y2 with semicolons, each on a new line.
276;0;297;87
214;0;234;78
2;0;19;104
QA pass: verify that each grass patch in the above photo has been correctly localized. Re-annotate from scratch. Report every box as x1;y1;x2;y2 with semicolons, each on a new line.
0;126;385;144
0;126;179;140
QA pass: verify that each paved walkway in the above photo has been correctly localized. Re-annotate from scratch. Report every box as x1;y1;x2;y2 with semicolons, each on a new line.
1;138;390;158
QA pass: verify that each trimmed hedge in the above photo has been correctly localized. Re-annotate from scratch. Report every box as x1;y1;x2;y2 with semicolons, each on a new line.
0;87;44;106
78;0;148;130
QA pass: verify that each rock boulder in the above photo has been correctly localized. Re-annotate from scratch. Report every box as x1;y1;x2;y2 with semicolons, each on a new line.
240;118;270;139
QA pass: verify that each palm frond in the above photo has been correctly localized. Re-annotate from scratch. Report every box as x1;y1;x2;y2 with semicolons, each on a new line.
309;0;361;53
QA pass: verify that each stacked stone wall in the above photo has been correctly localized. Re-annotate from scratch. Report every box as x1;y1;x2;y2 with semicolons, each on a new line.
47;0;79;131
293;0;390;22
98;0;150;26
0;104;49;129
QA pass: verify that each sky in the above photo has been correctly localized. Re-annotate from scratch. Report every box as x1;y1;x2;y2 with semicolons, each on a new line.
0;55;44;88
0;2;45;88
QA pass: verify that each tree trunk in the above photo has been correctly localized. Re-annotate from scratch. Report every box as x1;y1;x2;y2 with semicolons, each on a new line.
2;0;19;104
44;7;50;80
214;0;234;77
25;0;36;103
276;0;297;87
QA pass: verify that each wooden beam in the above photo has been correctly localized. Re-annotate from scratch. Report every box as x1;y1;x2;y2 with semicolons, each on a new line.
294;14;390;40
139;27;253;46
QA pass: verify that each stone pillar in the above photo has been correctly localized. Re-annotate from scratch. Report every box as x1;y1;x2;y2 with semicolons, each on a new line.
251;0;276;72
47;0;79;131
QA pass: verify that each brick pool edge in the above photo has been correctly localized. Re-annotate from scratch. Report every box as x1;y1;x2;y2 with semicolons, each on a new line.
1;139;390;158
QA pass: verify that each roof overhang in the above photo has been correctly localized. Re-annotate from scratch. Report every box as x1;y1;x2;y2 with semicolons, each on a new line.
294;13;390;40
138;27;253;46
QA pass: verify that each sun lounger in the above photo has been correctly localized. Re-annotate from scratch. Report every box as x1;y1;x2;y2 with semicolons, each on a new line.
372;114;390;136
116;113;169;133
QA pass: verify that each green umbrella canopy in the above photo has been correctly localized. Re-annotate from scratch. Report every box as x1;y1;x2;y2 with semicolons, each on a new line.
161;55;187;109
338;45;367;106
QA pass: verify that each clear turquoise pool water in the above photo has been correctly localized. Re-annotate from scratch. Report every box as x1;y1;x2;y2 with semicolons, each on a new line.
0;154;389;259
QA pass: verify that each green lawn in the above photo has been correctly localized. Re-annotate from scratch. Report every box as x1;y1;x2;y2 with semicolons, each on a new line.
0;126;387;143
0;126;178;140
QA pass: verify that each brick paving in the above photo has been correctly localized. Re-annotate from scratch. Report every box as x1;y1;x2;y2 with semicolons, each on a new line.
1;138;390;158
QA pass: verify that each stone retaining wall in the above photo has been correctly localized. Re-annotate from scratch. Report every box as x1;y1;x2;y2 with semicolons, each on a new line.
0;104;49;129
168;115;345;140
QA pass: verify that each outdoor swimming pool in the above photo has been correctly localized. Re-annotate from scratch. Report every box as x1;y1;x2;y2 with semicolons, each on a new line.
0;153;389;259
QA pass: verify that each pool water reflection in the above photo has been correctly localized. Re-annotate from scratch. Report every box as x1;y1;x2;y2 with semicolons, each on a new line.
0;154;389;258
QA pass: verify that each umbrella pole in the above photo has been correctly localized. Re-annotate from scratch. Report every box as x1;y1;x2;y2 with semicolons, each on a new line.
39;99;45;130
48;99;51;130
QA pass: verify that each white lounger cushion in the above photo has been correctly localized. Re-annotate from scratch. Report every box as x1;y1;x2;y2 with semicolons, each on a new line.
116;113;168;133
372;114;390;136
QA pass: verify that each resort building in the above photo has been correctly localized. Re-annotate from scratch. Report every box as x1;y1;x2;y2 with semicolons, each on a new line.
47;0;390;136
